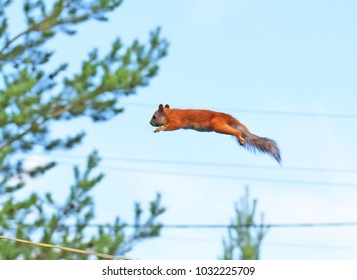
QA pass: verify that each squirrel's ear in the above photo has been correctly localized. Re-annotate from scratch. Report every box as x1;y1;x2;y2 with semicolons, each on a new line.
158;104;164;111
164;104;170;108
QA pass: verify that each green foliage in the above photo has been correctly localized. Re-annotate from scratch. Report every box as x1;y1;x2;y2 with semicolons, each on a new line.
0;151;166;259
222;187;269;260
0;0;168;259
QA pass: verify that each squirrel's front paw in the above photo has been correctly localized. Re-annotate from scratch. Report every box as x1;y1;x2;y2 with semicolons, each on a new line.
153;128;161;133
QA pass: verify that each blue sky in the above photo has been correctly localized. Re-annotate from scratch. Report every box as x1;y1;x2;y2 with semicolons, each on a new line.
10;0;357;259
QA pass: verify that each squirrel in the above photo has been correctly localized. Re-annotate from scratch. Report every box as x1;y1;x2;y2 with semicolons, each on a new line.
150;104;281;164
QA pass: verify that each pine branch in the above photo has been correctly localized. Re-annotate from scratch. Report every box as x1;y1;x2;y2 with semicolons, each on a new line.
0;1;71;55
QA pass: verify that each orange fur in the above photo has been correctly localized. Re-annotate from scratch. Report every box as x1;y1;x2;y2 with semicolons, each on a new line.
150;104;281;164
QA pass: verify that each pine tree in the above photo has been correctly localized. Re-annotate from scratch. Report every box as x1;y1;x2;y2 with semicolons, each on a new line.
222;187;268;260
0;0;168;259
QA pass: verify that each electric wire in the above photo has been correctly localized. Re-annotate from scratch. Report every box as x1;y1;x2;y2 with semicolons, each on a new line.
20;152;357;174
8;153;356;188
161;236;357;251
0;235;129;260
52;162;357;188
7;222;357;230
124;102;357;119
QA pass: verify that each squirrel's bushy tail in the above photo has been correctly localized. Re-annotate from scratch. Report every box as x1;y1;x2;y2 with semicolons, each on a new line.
241;131;281;164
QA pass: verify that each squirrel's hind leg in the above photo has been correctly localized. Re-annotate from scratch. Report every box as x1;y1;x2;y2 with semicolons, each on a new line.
210;120;245;145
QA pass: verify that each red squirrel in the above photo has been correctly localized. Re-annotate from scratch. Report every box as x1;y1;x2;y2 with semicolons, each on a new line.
150;104;281;164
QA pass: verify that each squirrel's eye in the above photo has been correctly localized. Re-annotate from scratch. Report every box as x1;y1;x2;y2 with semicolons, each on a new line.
152;115;156;119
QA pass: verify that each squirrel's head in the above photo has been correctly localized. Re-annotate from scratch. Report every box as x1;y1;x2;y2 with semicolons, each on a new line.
150;104;170;127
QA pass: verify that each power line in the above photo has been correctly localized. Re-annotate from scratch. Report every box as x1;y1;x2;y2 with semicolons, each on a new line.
8;153;357;187
0;235;129;260
150;222;357;228
162;236;357;251
12;155;355;188
20;152;357;174
2;233;354;259
55;162;357;188
264;242;357;251
6;222;357;230
160;222;357;228
125;102;357;120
